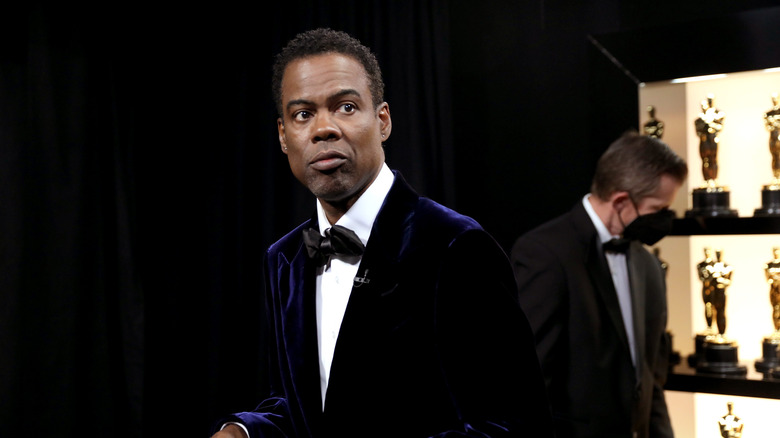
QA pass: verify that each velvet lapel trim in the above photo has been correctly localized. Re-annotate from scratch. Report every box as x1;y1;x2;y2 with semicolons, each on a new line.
277;219;324;433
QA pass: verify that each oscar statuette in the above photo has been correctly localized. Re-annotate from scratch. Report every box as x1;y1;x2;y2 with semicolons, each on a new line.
754;93;780;216
756;247;780;374
686;95;738;218
688;247;718;367
693;248;747;375
643;105;664;139
718;402;744;438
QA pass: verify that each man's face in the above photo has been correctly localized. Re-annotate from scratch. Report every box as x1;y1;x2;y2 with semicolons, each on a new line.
277;53;391;208
622;174;682;225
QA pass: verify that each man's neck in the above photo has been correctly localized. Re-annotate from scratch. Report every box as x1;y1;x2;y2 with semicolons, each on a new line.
587;194;623;236
319;171;382;225
320;199;352;225
316;163;393;227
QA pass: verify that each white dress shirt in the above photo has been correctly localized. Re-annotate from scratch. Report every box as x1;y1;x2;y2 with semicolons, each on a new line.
314;163;394;409
582;194;637;367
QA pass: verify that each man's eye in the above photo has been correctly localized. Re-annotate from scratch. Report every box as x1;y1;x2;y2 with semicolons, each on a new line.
293;110;312;121
340;103;356;113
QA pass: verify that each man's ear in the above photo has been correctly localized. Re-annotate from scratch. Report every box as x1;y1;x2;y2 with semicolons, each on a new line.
278;118;288;154
610;191;631;211
377;102;392;140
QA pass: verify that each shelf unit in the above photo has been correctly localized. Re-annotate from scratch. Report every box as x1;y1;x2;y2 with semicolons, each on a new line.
590;9;780;435
643;74;780;436
666;225;780;400
664;217;780;403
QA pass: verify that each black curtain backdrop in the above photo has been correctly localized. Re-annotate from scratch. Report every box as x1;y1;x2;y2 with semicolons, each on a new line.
1;4;144;436
3;1;780;437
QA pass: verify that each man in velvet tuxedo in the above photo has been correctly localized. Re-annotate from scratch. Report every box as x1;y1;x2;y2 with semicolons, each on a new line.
511;132;687;438
211;28;553;438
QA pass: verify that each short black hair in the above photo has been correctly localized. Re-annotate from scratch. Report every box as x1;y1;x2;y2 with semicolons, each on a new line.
591;131;688;201
272;28;385;117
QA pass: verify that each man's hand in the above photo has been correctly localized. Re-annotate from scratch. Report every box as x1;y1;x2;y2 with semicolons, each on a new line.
211;424;248;438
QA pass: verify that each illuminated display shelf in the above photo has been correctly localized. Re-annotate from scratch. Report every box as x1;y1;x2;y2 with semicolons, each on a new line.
662;216;780;401
636;65;780;405
642;74;780;433
590;7;780;436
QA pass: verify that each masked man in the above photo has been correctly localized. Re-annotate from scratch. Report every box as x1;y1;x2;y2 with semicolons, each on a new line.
511;131;688;438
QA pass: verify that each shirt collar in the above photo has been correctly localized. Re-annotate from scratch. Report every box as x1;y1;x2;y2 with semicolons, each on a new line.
582;193;618;244
315;163;395;246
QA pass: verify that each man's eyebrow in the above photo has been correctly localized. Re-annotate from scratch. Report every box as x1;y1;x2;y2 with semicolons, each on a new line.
286;98;314;111
329;88;361;101
285;89;362;112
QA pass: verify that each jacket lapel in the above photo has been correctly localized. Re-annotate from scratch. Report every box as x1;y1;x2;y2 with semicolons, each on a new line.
278;220;325;431
323;172;416;409
585;238;632;351
627;243;647;371
572;203;631;353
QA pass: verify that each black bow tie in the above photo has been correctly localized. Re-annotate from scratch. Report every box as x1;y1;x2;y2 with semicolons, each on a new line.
603;238;630;253
302;225;365;266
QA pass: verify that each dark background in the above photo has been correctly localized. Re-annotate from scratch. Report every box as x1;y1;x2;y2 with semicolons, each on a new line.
2;1;779;436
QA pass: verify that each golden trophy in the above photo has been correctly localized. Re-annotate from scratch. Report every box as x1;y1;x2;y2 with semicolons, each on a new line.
689;247;718;366
686;95;738;218
756;247;780;373
718;402;744;438
643;105;664;139
694;248;746;375
754;93;780;216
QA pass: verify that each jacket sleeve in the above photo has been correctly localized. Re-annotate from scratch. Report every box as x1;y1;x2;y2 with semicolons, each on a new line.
216;398;292;438
433;229;555;437
510;234;568;391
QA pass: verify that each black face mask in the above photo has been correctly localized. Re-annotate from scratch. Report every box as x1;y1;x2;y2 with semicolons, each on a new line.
622;208;675;246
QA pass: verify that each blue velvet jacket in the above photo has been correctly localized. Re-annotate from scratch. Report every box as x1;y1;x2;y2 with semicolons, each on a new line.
220;171;553;437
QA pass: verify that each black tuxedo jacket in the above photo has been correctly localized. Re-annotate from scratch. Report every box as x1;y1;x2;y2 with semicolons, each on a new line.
510;201;673;438
221;171;553;437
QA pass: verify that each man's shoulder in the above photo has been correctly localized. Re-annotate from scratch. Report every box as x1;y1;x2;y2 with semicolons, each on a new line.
382;173;484;238
384;170;482;235
510;205;591;260
414;197;482;234
383;194;501;260
520;207;582;242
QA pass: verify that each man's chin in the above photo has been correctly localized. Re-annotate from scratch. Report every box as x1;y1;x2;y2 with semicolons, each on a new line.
309;182;353;204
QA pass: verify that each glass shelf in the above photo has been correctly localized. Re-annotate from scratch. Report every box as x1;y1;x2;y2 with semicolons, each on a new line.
670;216;780;236
666;362;780;400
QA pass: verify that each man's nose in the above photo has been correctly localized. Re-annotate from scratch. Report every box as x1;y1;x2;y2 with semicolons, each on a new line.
312;113;341;142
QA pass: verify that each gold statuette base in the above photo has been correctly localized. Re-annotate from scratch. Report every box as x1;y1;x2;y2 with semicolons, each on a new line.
755;334;780;373
686;186;738;218
754;183;780;216
696;336;747;376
